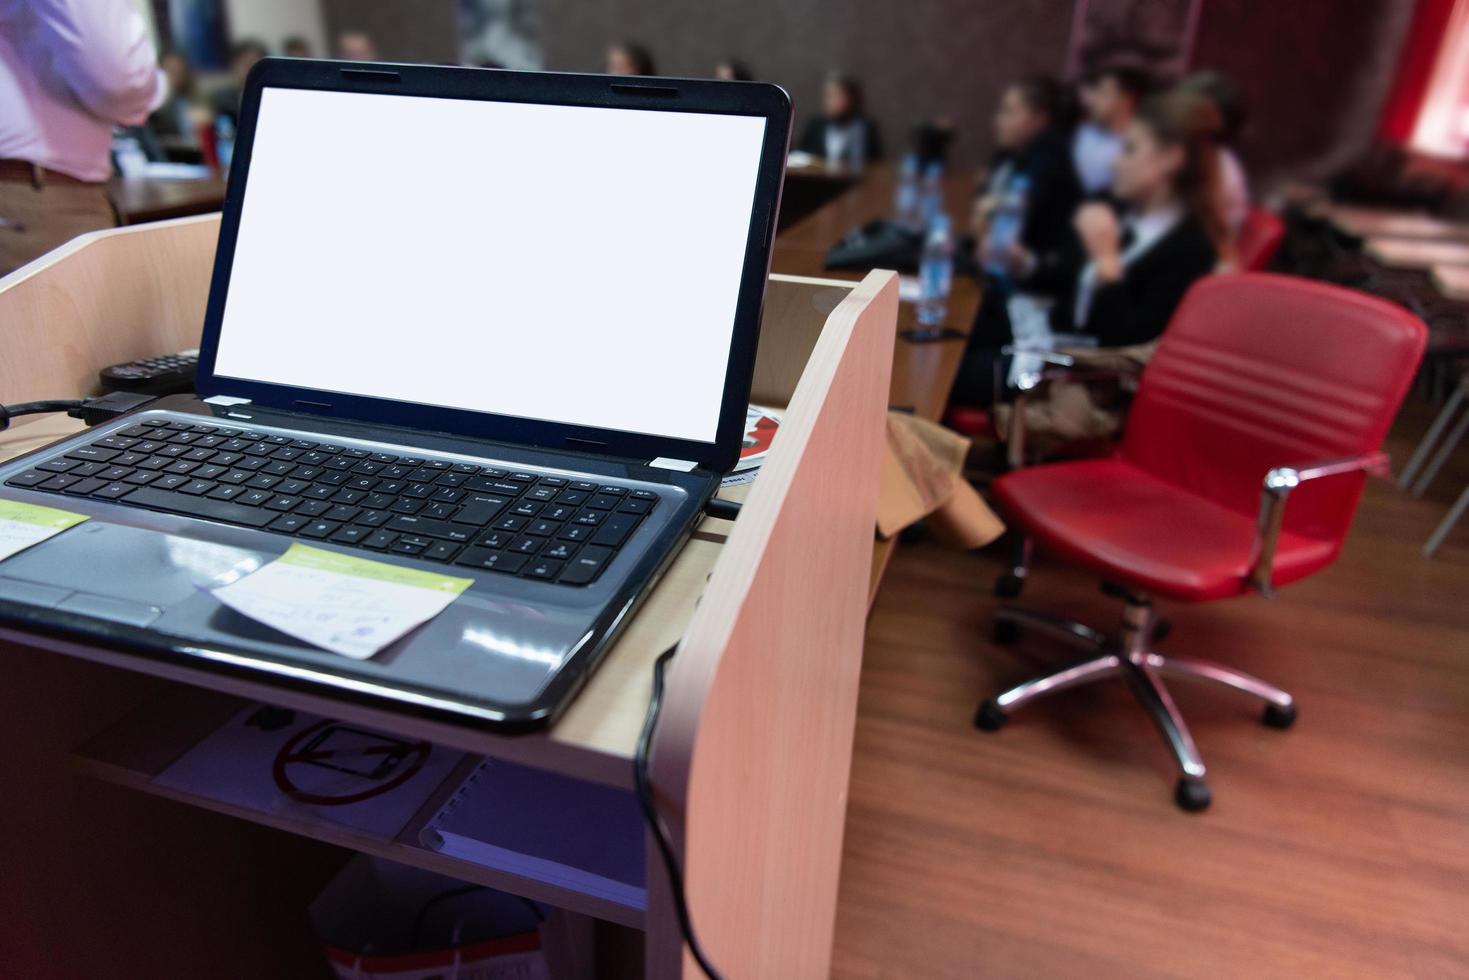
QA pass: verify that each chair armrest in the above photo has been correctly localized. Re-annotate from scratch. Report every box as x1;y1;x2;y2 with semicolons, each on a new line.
1005;363;1139;470
1247;451;1390;596
1000;344;1076;368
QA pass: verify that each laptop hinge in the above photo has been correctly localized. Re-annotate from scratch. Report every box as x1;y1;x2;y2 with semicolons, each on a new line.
649;457;698;472
203;395;252;407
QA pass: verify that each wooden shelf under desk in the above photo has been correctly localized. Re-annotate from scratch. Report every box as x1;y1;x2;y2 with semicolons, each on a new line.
0;214;898;978
73;687;648;928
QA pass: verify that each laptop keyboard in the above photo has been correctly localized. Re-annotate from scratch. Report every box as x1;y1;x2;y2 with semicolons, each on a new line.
4;419;660;587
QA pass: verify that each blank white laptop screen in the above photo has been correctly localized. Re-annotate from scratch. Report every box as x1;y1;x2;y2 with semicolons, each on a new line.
212;86;769;444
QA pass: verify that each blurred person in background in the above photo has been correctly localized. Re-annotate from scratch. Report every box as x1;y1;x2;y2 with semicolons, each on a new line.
1073;64;1150;197
209;38;266;127
146;49;200;148
1178;69;1249;234
970;75;1082;296
715;59;753;81
605;41;655;76
0;0;164;276
283;35;313;59
336;30;378;62
796;72;883;166
952;88;1227;444
1042;88;1227;346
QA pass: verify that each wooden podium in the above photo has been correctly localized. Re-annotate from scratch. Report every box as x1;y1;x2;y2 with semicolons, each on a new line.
0;215;897;978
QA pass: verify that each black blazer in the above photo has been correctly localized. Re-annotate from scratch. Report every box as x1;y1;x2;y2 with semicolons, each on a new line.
980;127;1083;296
1051;215;1218;347
797;115;883;162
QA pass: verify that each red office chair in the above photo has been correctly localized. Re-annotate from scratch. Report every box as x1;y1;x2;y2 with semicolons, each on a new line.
976;274;1426;811
1236;206;1286;271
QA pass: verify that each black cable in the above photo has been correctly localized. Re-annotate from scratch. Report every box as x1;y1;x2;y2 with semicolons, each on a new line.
634;643;726;980
0;400;83;432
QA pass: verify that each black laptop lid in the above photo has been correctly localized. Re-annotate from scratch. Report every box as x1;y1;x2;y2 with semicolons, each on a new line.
194;59;791;474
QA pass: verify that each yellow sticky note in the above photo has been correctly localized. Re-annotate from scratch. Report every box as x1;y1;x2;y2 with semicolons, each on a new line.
0;499;88;563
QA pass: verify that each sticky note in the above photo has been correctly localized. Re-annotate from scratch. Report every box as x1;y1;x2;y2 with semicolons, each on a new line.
0;499;88;563
211;543;473;660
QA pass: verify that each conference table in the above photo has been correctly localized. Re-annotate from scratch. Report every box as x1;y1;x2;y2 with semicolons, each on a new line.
1318;202;1469;242
769;162;982;598
107;173;228;225
1363;235;1469;271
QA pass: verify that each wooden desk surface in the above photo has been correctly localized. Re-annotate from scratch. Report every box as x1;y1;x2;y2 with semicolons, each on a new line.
1364;235;1469;270
1321;203;1469;242
771;165;981;598
108;175;227;225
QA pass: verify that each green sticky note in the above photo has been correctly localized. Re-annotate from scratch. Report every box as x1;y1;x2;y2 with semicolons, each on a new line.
276;542;473;595
0;499;89;532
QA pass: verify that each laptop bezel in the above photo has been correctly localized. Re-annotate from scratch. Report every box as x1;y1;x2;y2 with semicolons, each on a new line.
193;58;791;474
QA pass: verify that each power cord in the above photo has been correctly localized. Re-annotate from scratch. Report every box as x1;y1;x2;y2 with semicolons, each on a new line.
0;391;159;432
634;643;725;980
631;493;741;980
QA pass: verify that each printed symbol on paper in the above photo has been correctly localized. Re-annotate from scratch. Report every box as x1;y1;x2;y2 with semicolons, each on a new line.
272;720;430;806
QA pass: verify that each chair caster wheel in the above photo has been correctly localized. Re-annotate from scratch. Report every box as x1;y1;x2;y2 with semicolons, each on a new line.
992;619;1021;644
994;573;1024;599
975;700;1009;731
1152;618;1172;643
1263;702;1297;729
1174;778;1211;812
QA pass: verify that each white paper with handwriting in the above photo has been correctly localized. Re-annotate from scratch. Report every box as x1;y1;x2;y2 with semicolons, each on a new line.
211;543;473;659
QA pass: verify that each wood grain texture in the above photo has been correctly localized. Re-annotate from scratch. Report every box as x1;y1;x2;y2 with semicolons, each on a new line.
646;270;898;978
107;176;226;226
830;401;1469;979
1365;236;1469;271
1322;204;1469;242
0;212;219;404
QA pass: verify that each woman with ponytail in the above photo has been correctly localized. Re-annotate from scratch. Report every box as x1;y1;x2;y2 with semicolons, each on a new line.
1054;87;1228;346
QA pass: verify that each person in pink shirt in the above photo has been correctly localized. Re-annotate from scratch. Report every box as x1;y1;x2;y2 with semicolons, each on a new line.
0;0;165;276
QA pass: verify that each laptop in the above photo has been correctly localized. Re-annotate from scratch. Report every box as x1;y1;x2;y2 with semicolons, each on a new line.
0;59;791;731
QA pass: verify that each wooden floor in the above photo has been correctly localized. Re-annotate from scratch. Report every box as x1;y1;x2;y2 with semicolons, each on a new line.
832;400;1469;979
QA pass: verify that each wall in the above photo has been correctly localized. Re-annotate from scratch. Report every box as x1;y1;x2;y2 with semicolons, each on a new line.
305;0;1414;180
226;0;328;56
539;0;1075;170
321;0;461;64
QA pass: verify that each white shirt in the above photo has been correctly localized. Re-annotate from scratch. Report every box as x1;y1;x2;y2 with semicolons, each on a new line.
0;0;164;182
1072;122;1124;196
1218;146;1250;235
1072;204;1183;329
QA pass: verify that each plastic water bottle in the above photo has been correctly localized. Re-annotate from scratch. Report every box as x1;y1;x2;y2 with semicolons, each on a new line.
893;154;921;229
982;174;1030;276
215;116;236;171
917;213;954;330
112;134;148;178
919;161;944;227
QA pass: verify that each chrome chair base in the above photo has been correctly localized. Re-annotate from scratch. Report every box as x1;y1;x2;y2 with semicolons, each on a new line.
975;597;1296;812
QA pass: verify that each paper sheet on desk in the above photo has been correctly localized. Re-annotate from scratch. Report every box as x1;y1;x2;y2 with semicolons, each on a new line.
212;543;472;659
0;499;87;563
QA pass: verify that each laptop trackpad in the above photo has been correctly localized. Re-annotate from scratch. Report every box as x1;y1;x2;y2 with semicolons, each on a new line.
0;522;264;615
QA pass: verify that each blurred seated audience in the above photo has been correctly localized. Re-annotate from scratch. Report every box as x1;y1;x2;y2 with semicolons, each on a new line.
0;0;164;275
335;30;378;62
210;38;266;126
606;42;655;76
953;89;1226;414
283;35;313;59
715;59;753;82
1072;64;1150;197
1178;69;1249;234
796;72;882;167
970;75;1082;295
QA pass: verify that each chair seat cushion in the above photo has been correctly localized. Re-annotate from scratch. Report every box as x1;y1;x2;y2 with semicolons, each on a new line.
992;459;1340;601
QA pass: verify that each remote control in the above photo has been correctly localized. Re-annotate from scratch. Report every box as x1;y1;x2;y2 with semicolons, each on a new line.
99;348;199;395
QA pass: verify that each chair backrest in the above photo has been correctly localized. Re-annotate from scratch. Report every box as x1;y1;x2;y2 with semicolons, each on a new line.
1122;273;1426;544
1235;207;1286;271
